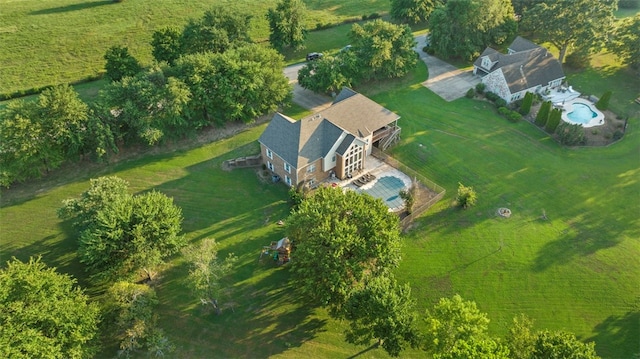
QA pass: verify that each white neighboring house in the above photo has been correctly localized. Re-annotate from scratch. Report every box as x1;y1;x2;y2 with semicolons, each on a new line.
473;37;565;103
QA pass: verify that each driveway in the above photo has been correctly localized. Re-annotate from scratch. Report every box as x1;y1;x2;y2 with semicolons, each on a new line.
284;63;332;112
414;36;480;102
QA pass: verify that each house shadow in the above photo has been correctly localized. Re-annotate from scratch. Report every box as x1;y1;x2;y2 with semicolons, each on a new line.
30;1;114;15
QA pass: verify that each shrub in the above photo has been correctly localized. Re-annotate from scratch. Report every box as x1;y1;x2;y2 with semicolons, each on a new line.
556;122;585;146
399;187;415;214
288;185;305;209
426;47;435;55
485;91;499;102
595;91;612;111
423;46;430;53
495;98;507;108
465;88;475;98
456;183;477;209
535;101;551;127
475;83;486;94
506;110;522;123
498;107;510;116
613;130;624;141
369;13;380;19
519;92;533;115
545;108;562;133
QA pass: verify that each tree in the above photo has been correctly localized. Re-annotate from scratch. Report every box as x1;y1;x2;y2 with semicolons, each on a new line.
0;257;100;359
176;44;290;126
285;186;402;314
610;14;640;69
522;0;616;64
104;45;142;82
297;55;354;95
456;182;477;209
519;92;533;115
179;7;251;56
545;108;561;133
267;0;307;51
182;238;237;315
0;85;91;187
390;0;442;24
506;314;536;359
429;0;516;60
535;101;551;127
105;281;174;357
349;19;418;80
342;276;421;357
99;66;191;145
595;91;612;111
60;177;185;281
423;294;490;353
151;26;182;65
556;122;586;146
433;336;510;359
532;331;600;359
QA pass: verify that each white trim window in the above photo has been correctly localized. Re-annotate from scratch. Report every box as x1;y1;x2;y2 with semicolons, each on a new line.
307;164;316;173
285;175;292;186
284;163;291;173
266;148;273;159
267;161;274;171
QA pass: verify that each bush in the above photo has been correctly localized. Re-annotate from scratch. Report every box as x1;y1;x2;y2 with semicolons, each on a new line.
369;13;380;19
613;130;624;141
399;187;415;214
595;91;612;111
498;107;510;115
465;88;475;98
535;101;551;126
485;91;499;102
475;83;486;94
545;108;562;133
456;183;477;209
495;98;507;108
506;110;522;123
519;92;533;115
426;47;435;55
556;122;585;146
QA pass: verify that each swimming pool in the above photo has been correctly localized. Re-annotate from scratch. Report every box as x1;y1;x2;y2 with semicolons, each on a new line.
561;100;604;128
358;176;407;210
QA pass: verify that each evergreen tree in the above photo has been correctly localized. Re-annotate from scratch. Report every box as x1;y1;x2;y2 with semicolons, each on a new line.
545;108;562;133
535;101;551;127
519;92;533;115
595;91;612;111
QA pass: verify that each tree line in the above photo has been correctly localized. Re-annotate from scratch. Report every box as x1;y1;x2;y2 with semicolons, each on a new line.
0;5;291;188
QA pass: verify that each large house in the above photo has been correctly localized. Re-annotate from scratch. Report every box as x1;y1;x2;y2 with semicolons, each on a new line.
473;36;565;103
258;88;401;187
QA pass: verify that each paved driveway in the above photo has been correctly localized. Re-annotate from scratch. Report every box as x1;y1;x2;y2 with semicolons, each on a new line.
414;36;480;102
284;63;332;112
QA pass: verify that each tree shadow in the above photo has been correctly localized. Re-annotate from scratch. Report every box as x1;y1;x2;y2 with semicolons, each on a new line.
346;343;379;358
30;1;114;15
587;310;640;358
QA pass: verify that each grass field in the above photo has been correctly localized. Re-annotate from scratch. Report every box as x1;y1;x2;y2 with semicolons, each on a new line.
0;0;390;95
2;59;639;358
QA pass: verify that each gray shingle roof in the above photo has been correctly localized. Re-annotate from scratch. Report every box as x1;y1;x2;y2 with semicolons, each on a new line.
336;134;356;156
508;36;539;53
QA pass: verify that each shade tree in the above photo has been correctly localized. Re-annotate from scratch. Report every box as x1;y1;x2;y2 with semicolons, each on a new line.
0;257;100;359
610;14;640;69
297;55;355;95
104;45;142;82
267;0;307;51
390;0;443;24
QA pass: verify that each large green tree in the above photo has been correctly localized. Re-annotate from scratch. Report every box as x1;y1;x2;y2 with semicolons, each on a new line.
297;55;355;95
285;186;402;314
180;6;251;55
99;66;191;145
390;0;442;24
506;314;536;359
423;294;490;354
429;0;516;60
610;14;640;69
59;177;185;281
531;331;599;359
0;257;100;359
433;336;510;359
103;45;142;82
182;238;237;315
267;0;307;51
342;276;421;357
522;0;617;63
176;44;290;125
151;26;182;65
0;85;90;187
349;19;418;80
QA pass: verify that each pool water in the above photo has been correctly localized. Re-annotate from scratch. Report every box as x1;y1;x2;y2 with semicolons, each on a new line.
567;103;597;124
359;176;406;209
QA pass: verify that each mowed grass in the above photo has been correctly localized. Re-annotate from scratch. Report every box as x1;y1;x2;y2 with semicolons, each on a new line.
0;0;390;94
1;63;639;358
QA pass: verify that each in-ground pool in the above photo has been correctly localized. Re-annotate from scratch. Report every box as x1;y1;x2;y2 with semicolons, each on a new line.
358;176;407;210
561;100;604;128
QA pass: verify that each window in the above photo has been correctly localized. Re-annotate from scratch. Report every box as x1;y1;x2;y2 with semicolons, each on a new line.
285;175;292;186
267;162;274;171
307;164;316;173
266;148;273;159
284;163;291;173
332;155;336;162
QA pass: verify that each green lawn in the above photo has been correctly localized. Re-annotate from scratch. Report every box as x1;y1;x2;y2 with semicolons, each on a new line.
0;0;390;95
2;60;639;358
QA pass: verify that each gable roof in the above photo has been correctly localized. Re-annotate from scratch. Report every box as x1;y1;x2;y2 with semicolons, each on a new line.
474;38;564;93
259;88;400;169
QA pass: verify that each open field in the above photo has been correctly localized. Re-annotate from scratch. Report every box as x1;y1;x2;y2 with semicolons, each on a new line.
0;0;390;95
2;59;639;357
